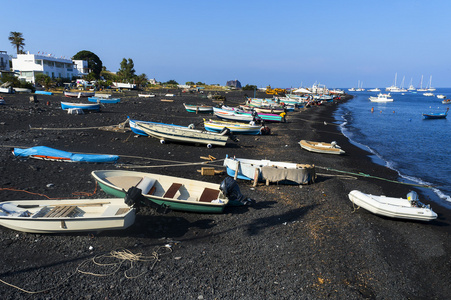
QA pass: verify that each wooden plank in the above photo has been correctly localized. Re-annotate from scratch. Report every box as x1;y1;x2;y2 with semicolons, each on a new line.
163;183;182;198
116;208;130;215
44;206;77;218
199;188;220;203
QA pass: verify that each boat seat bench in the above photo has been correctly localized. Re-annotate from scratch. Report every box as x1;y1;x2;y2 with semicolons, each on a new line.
199;188;220;203
163;183;182;198
43;206;77;218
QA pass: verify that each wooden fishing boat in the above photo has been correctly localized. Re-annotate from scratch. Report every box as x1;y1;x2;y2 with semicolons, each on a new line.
213;107;257;122
0;198;136;233
88;97;121;103
13;146;119;163
422;107;449;119
91;170;229;213
203;119;267;135
299;140;345;155
64;91;95;98
133;119;229;147
223;156;316;185
61;102;100;111
348;190;437;221
183;103;214;113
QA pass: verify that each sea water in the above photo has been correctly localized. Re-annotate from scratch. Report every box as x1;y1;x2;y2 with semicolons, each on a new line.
334;88;451;208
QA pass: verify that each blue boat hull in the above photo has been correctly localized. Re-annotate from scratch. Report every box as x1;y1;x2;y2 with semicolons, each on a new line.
13;146;119;163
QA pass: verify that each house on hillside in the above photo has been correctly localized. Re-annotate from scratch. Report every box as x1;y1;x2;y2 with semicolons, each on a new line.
11;51;84;83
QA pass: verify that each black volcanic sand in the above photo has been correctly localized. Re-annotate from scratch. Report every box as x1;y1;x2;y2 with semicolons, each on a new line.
0;90;450;299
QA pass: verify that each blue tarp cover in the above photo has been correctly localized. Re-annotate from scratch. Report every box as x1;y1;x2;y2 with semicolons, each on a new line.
13;146;119;163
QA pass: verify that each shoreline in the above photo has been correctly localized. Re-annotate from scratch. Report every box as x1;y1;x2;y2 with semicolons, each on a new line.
0;90;450;298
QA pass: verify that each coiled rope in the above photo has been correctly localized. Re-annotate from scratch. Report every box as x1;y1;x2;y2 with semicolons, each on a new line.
0;246;172;294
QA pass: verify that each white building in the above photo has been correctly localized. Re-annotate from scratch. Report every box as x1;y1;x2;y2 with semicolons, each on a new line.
73;60;89;76
0;51;11;72
11;52;80;83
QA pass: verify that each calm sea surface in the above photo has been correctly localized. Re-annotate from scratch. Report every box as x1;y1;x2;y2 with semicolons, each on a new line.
334;88;451;208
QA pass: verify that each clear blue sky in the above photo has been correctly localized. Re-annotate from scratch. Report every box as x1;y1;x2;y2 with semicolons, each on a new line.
2;0;450;88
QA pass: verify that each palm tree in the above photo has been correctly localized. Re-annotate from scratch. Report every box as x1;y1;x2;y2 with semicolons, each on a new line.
8;32;25;54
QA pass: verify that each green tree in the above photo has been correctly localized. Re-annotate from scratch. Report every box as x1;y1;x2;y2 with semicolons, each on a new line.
72;50;103;79
242;84;257;90
8;32;25;54
35;74;53;90
186;81;195;86
117;58;136;81
164;79;178;85
134;73;148;88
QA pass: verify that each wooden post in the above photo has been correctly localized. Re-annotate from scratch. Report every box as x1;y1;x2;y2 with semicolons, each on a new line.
234;161;240;180
253;168;259;187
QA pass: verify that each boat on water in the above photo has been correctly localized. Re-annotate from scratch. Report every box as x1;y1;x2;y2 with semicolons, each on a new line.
348;190;437;221
203;119;268;135
0;197;136;233
88;97;121;103
422;107;449;119
423;92;434;97
183;103;214;113
13;146;119;163
61;102;100;111
436;94;446;99
368;88;381;92
442;99;451;104
91;170;231;213
299;140;345;155
132;119;229;147
223;156;316;185
64;91;95;98
369;93;393;102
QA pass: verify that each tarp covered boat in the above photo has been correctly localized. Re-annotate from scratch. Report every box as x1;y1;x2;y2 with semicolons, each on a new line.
223;156;316;185
13;146;119;163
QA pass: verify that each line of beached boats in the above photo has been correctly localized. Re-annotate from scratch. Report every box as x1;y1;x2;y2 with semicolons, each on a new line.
0;91;439;234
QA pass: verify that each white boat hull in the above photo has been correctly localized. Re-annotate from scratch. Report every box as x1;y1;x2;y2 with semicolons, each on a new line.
348;190;437;221
0;198;135;233
299;140;345;155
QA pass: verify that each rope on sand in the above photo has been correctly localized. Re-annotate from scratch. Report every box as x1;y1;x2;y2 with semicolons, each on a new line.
316;166;433;188
0;246;172;294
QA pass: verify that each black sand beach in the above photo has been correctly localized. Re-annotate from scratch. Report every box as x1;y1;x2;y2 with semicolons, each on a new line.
0;90;450;299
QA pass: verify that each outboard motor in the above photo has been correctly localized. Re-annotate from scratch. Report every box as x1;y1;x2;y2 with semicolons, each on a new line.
407;190;420;207
125;186;171;214
220;177;255;206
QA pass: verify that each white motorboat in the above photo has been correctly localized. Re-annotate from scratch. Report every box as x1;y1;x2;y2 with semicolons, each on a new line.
368;88;381;92
369;93;394;102
348;190;437;221
436;94;446;99
423;92;434;97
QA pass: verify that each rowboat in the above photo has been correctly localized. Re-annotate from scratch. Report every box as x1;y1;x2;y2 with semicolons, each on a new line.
138;94;156;98
214;107;285;123
128;118;185;136
348;190;437;221
422;108;449;119
203;119;267;135
223;156;316;185
64;91;95;98
88;97;121;103
299;140;345;155
34;90;53;95
13;87;32;93
0;198;135;233
61;102;100;111
442;99;451;104
133;119;229;147
91;170;229;213
13;146;119;163
183;103;213;113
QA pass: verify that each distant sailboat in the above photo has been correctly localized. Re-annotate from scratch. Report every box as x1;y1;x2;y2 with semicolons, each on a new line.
417;75;427;92
427;75;436;91
386;73;399;92
407;78;415;91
